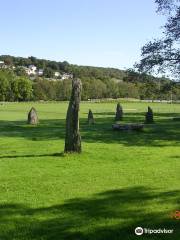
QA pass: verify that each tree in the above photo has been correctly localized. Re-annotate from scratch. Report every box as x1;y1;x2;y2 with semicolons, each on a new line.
0;70;16;101
136;0;180;78
59;80;72;100
3;56;13;66
64;78;82;153
14;66;27;76
44;67;54;78
0;73;10;101
12;77;33;101
32;79;48;101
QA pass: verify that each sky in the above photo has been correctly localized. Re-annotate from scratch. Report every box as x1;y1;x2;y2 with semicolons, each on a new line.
0;0;166;70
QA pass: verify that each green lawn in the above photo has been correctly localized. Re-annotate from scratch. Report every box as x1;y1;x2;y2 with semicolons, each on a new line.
0;101;179;240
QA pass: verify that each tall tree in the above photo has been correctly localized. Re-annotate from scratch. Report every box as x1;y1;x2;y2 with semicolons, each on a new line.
64;77;82;153
11;77;33;101
0;74;10;101
136;0;180;78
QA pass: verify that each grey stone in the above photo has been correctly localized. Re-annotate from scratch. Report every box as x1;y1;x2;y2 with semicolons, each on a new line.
27;107;38;125
88;109;94;124
145;106;154;123
64;78;82;153
115;103;123;121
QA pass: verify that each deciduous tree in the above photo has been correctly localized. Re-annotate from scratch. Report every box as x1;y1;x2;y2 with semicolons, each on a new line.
136;0;180;78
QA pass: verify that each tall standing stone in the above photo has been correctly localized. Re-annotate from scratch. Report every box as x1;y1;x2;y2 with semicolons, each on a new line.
27;107;38;125
145;106;154;123
88;109;94;124
64;78;82;153
115;103;123;121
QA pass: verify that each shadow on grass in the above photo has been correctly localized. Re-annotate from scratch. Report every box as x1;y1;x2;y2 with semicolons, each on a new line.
93;111;115;116
0;112;179;147
0;186;179;240
0;152;64;159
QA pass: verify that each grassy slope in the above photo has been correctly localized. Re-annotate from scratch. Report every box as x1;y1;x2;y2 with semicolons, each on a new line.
0;102;179;240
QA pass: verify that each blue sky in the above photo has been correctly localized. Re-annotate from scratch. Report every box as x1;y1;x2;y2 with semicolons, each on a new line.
0;0;166;69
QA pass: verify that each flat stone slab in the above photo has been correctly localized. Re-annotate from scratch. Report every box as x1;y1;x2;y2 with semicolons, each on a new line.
112;123;144;131
173;117;180;121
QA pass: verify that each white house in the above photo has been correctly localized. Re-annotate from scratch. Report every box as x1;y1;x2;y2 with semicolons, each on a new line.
38;69;44;76
54;71;60;77
61;73;73;80
29;65;37;73
0;61;5;68
25;65;37;75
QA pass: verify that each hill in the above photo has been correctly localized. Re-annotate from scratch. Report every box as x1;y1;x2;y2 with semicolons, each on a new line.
0;55;179;101
0;55;125;80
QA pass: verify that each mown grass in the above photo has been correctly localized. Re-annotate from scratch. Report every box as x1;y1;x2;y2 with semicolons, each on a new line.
0;101;179;240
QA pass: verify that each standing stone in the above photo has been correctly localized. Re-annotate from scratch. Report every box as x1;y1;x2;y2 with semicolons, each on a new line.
64;78;82;153
145;106;154;123
27;107;38;125
88;109;94;124
115;103;123;121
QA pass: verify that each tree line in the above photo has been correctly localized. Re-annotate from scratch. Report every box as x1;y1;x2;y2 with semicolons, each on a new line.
0;68;179;102
0;54;180;101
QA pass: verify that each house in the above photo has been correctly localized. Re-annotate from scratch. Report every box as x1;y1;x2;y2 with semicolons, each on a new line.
25;65;37;75
61;73;73;80
29;65;37;74
38;69;44;76
0;61;5;68
54;71;60;77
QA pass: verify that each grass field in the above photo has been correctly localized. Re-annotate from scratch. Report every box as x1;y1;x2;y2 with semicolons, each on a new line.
0;101;179;240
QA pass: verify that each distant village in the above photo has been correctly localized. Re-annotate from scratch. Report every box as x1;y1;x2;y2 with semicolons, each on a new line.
0;60;73;81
